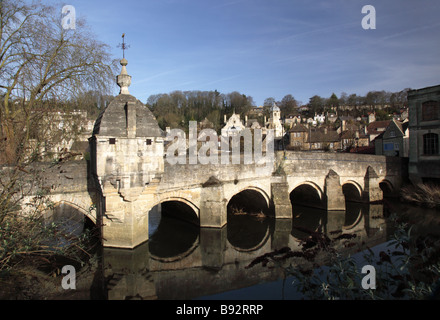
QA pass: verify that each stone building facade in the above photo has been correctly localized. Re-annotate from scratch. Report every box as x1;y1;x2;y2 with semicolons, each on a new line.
374;119;409;157
407;84;440;184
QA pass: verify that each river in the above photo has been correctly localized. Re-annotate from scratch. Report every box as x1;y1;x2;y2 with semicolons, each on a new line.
49;197;440;300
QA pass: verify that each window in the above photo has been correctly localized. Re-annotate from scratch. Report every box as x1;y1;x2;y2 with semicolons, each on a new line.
423;133;439;155
109;138;116;145
146;139;152;145
390;130;396;137
422;101;439;121
384;143;394;151
394;143;399;151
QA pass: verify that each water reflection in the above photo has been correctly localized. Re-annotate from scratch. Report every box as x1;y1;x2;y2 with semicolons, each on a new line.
47;197;440;300
291;206;325;240
227;211;274;251
148;203;199;261
99;201;391;300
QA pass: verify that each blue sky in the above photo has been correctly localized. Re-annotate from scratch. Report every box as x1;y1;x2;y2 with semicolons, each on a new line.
64;0;440;106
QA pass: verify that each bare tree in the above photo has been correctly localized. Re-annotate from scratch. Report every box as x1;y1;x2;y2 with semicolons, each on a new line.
0;0;116;164
0;0;116;272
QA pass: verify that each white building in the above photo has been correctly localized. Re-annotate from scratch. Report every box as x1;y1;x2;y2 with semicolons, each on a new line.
221;112;246;138
314;113;326;124
265;103;284;138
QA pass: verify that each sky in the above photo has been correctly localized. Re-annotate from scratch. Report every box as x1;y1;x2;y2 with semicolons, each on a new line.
60;0;440;106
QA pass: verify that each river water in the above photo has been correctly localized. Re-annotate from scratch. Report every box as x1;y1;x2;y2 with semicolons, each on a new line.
51;198;440;300
89;199;439;300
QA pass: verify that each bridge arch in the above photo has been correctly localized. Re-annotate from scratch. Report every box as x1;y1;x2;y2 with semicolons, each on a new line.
289;181;325;209
50;200;97;225
227;187;272;216
151;196;200;219
343;208;364;231
289;181;323;201
342;180;363;202
379;179;395;197
148;199;200;262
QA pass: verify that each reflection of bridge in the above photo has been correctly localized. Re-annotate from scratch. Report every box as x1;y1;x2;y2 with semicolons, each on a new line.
102;203;388;300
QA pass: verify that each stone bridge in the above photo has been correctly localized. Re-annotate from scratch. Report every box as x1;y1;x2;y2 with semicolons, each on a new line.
19;150;403;249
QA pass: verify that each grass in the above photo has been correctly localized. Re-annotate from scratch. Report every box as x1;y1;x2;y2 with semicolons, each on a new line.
401;183;440;209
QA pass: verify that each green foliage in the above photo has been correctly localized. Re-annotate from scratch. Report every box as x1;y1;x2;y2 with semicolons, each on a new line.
147;90;254;131
375;109;391;121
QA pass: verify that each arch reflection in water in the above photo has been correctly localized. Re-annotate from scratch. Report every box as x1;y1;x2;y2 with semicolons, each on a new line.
291;205;326;240
148;201;199;261
344;202;364;230
227;189;274;251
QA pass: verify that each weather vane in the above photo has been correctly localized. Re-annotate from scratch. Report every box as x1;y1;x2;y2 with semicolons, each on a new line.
117;33;130;59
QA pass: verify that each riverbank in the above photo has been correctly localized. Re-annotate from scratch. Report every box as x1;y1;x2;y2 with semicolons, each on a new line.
400;183;440;210
0;257;101;300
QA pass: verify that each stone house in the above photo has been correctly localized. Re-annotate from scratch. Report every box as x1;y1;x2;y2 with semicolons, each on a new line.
288;124;341;151
284;114;301;128
374;119;409;157
288;123;308;150
244;116;262;129
307;127;341;151
198;117;215;130
366;120;391;144
407;84;440;184
337;121;369;150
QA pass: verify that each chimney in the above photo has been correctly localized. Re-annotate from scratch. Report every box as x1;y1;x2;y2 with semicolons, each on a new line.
224;114;227;124
342;120;346;131
125;101;136;138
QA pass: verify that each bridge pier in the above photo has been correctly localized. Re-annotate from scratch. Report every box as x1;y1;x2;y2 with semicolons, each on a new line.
101;182;153;249
271;218;292;250
200;227;227;269
363;166;383;203
324;170;346;211
271;181;292;219
325;210;346;235
199;177;228;228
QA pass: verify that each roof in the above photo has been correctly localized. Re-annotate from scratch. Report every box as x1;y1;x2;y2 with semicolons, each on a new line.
308;128;340;143
393;119;409;135
289;123;308;132
93;94;163;138
366;120;391;135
